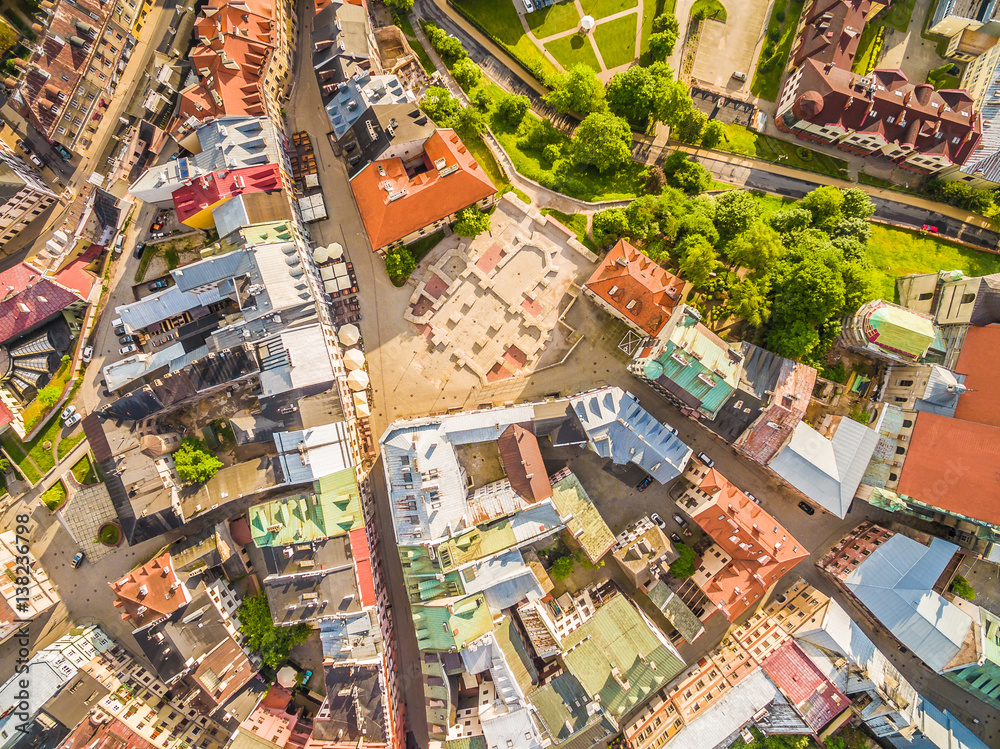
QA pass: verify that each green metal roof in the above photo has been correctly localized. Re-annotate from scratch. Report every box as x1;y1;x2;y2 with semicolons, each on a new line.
866;302;935;359
494;616;537;694
643;311;740;418
531;673;593;741
947;609;1000;710
412;594;494;652
249;467;361;546
399;545;466;604
560;594;683;719
435;520;518;571
444;738;488;749
549;473;615;563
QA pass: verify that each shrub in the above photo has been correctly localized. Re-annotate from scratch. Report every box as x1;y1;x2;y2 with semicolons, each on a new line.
551;555;574;580
669;542;697;579
385;246;417;282
173;438;223;485
238;591;312;669
542;143;562;166
37;386;60;407
776;9;786;23
951;575;976;601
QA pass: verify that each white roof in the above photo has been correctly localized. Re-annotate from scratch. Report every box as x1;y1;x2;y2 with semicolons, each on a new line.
844;534;973;672
768;418;880;517
274;421;352;485
258;324;335;397
103;341;208;392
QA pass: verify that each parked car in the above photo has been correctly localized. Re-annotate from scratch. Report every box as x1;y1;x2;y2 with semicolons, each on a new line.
636;476;652;492
60;405;76;421
133;241;146;259
523;0;533;10
663;423;678;436
113;325;126;336
798;501;816;515
16;140;30;154
82;346;93;363
148;279;169;291
113;234;124;255
697;451;715;468
747;492;760;505
922;224;939;233
118;335;133;345
672;513;689;529
64;413;81;427
732;71;747;82
650;513;666;529
112;318;123;328
119;344;137;355
71;551;85;569
670;532;682;544
29;154;42;167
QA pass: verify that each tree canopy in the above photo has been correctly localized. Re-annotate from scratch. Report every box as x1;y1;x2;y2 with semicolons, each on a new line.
173;438;223;485
385;246;417;282
572;112;633;172
453;206;491;238
545;64;605;114
419;86;461;127
496;92;530;126
669;542;697;579
237;591;312;669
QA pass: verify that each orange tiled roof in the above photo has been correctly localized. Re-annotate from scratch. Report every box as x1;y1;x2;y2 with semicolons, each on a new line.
191;637;255;706
350;129;496;251
195;3;275;45
584;240;685;337
953;324;1000;428
498;424;552;502
691;472;809;621
172;164;282;223
897;411;1000;526
110;551;190;629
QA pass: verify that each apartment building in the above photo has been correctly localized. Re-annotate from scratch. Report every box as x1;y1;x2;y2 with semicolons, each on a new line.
0;144;57;245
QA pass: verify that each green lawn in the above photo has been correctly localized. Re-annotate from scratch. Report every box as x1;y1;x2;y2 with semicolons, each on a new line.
713;123;849;179
71;454;98;485
0;436;39;484
56;429;86;461
41;480;66;511
579;0;638;20
876;0;916;31
638;0;658;62
393;11;435;73
527;2;581;37
24;417;61;475
452;0;559;79
541;208;599;252
867;225;1000;300
852;23;881;74
690;0;726;21
20;360;73;432
409;231;446;265
545;33;602;72
750;0;805;101
927;62;960;90
593;14;637;68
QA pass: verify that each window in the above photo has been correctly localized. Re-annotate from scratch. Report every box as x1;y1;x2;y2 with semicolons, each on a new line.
897;379;913;387
963;293;976;303
903;419;913;428
896;446;906;454
889;472;898;482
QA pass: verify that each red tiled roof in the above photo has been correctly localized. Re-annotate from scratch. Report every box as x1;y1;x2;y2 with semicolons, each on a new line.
0;271;82;345
736;359;816;465
897;412;1000;526
349;527;376;608
954;324;1000;428
762;640;850;731
792;0;872;68
351;129;497;251
172;164;282;223
498;424;552;502
53;256;99;300
191;637;255;706
691;472;809;621
584;240;685;337
109;552;190;629
60;717;159;749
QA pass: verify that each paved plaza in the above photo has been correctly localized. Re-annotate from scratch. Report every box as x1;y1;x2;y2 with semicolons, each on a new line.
58;479;120;562
403;193;598;386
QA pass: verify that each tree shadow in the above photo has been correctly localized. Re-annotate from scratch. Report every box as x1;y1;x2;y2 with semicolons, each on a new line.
570;34;585;50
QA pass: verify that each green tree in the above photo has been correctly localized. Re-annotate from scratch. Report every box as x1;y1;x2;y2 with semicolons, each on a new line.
678;235;720;288
0;458;9;473
496;93;530;126
648;30;676;60
385;246;416;280
768;206;813;237
37;386;61;407
551;555;575;580
453;206;491;238
173;438;223;485
728;277;771;328
606;65;659;127
714;190;760;243
425;24;466;65
799;185;844;223
650;62;695;128
383;0;413;10
669;542;697;579
451;56;481;88
828;216;872;245
700;119;725;149
572;112;632;173
951;575;976;601
725;221;783;272
238;591;312;669
842;259;880;311
592;208;630;246
674;108;708;144
545;64;605;114
420;86;461;127
667;160;711;193
767;318;821;360
455;106;484;138
840;187;876;219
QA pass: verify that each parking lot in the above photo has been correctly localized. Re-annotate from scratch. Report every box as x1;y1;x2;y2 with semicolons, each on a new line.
690;0;771;91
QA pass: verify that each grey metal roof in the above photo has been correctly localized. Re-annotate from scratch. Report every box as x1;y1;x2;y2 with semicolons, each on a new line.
915;366;967;417
844;534;973;673
768;418;880;518
570;387;692;483
887;697;991;749
116;285;229;331
171;249;253;292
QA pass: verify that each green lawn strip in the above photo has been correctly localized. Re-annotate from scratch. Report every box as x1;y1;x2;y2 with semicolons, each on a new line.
527;2;582;37
876;0;916;32
41;480;66;511
638;0;657;62
393;11;436;73
851;23;880;74
579;0;638;20
593;14;637;69
541;208;599;252
452;0;559;79
71;454;98;485
750;0;805;100
56;430;86;461
867;225;1000;300
20;360;73;433
545;33;602;72
24;416;62;475
409;231;446;266
0;436;40;484
690;0;726;21
715;123;849;178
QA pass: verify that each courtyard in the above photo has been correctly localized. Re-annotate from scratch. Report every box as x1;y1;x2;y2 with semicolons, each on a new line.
403;193;598;386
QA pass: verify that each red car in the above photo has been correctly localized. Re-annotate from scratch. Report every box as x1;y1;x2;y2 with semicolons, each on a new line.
922;224;939;233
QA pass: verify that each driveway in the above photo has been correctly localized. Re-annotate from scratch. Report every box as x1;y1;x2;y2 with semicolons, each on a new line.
690;0;771;92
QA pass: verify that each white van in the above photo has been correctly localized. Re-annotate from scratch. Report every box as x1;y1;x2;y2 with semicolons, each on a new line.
523;0;533;11
113;234;125;255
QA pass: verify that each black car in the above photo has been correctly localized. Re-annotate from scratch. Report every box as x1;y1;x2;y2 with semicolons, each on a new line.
16;139;30;154
636;476;652;492
114;325;126;336
148;279;169;291
133;241;146;259
798;501;816;515
118;335;133;345
670;532;682;544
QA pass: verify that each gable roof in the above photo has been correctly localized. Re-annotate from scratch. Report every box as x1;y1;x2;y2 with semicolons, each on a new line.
953;324;1000;427
761;640;850;731
172;164;283;224
497;424;551;502
844;533;974;672
0;270;82;345
548;469;615;563
350;129;496;250
768;417;880;517
584;240;685;336
109;551;190;630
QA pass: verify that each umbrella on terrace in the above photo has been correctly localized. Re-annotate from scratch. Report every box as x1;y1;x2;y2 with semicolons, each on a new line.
343;348;366;370
338;324;360;346
347;369;370;391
